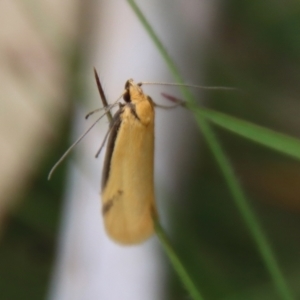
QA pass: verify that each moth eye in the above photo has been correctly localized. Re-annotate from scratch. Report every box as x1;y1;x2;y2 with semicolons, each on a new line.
123;80;132;102
123;90;130;103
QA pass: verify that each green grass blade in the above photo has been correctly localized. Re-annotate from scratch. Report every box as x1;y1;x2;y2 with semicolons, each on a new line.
194;117;294;300
127;1;294;299
197;107;300;160
154;219;205;300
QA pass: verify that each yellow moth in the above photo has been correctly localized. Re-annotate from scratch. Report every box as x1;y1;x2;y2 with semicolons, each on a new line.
101;79;157;245
48;69;235;245
48;71;159;245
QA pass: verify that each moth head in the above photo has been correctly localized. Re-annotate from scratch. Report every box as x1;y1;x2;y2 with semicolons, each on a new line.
123;79;144;103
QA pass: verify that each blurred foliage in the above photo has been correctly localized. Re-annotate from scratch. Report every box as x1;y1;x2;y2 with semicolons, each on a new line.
166;1;300;299
0;0;95;298
0;117;72;299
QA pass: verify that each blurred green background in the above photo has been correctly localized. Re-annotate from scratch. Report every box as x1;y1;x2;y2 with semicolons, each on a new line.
1;0;300;299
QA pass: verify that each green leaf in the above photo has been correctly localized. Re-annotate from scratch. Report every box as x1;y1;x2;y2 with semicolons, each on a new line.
196;107;300;160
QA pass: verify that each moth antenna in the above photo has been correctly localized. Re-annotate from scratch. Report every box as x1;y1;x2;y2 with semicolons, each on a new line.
85;103;118;120
140;81;238;91
94;68;113;122
48;112;109;180
85;107;104;119
49;91;125;180
86;69;127;120
154;102;183;109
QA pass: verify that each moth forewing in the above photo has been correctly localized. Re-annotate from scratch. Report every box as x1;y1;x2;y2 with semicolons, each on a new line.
101;80;157;245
